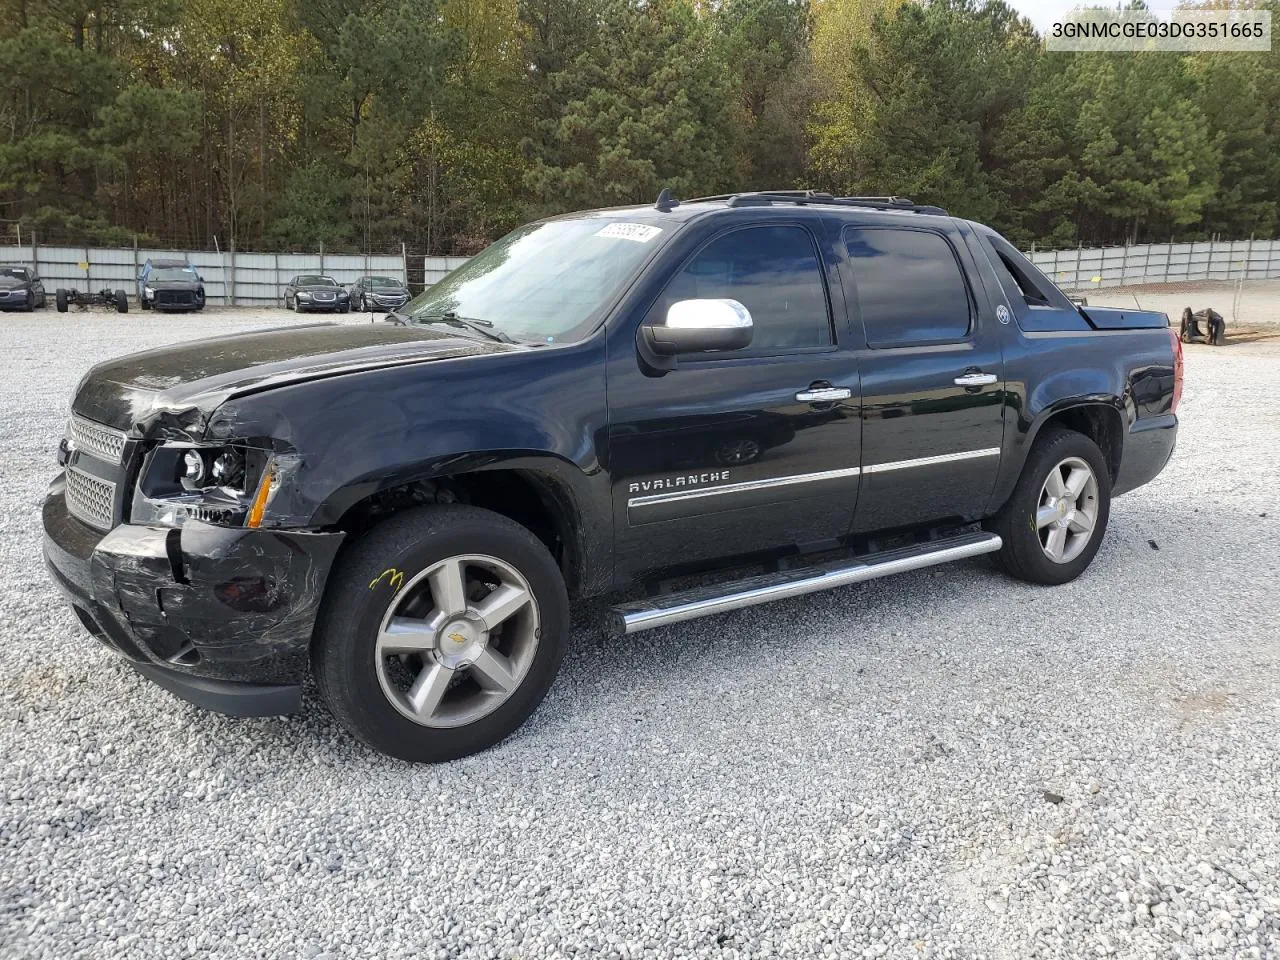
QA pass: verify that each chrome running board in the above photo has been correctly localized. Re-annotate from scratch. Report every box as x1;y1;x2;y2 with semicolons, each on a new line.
611;531;1002;635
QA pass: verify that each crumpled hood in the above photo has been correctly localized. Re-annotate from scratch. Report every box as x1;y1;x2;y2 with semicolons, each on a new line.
72;322;516;435
0;276;28;290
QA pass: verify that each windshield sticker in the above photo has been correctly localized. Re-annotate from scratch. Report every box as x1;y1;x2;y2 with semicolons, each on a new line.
594;222;663;243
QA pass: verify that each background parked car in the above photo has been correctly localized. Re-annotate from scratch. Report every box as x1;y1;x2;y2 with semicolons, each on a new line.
0;266;46;311
285;275;350;313
349;275;411;312
138;259;205;311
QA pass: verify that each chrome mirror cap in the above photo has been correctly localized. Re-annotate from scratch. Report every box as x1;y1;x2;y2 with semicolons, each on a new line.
637;298;754;372
665;298;753;332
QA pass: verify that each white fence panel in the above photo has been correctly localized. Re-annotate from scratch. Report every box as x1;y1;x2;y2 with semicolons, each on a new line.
4;238;1280;307
1029;238;1280;291
0;244;408;305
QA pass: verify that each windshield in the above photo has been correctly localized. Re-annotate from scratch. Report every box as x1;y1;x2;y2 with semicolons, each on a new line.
402;217;668;342
297;276;336;286
152;267;196;281
369;277;403;288
1;268;28;280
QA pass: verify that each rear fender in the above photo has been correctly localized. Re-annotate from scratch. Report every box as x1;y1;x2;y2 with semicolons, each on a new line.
989;364;1128;514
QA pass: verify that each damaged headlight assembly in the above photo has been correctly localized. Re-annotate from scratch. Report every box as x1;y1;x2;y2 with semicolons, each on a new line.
132;442;280;528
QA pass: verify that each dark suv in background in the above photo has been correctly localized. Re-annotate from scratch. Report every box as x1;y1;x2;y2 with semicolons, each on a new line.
349;275;411;312
138;259;205;312
0;266;46;311
285;275;350;312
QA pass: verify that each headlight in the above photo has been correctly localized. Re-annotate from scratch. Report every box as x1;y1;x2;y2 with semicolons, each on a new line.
144;286;155;298
132;442;277;528
296;292;311;300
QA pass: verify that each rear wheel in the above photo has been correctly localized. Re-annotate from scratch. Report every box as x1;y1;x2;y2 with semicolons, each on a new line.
55;289;68;313
987;426;1111;585
313;504;569;762
114;290;128;313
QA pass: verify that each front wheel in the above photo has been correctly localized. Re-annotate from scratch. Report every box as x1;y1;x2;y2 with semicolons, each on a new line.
987;426;1111;585
313;504;569;762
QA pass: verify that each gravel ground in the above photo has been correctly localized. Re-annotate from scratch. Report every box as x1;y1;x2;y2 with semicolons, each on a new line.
2;307;1279;959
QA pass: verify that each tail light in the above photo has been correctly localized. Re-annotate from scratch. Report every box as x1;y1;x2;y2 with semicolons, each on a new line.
1169;327;1184;413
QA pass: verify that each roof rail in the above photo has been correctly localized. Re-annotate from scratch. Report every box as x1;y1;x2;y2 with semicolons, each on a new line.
680;190;946;215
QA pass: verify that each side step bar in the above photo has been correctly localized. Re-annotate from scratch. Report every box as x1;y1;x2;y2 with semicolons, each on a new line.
611;531;1002;635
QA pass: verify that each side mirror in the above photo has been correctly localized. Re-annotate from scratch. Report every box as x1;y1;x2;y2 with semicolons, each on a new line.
639;299;753;373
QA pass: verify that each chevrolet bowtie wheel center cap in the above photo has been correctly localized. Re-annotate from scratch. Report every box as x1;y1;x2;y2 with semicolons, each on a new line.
436;618;486;669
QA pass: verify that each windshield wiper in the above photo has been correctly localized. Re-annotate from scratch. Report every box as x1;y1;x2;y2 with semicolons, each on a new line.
414;311;516;344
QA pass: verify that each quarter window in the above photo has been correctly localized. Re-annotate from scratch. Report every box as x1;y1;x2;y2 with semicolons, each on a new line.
844;228;972;347
653;225;832;355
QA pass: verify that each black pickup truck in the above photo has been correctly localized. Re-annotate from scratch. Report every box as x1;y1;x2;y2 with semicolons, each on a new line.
43;191;1181;762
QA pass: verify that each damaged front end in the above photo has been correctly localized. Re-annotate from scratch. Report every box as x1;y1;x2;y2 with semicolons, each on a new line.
44;409;344;716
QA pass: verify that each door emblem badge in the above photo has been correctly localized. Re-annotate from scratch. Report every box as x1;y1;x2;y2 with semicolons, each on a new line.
996;305;1011;325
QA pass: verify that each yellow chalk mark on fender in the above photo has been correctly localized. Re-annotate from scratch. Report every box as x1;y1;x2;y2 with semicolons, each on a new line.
369;568;406;591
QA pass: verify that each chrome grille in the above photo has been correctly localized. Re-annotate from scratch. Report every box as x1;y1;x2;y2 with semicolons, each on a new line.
65;468;116;530
68;416;127;463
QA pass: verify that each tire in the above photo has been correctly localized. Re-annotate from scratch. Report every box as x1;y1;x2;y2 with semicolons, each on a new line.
140;296;151;311
22;290;34;312
986;426;1111;586
313;504;569;763
358;294;367;312
114;290;128;313
55;289;68;313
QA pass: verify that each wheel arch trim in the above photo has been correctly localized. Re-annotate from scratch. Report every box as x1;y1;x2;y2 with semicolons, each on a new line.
316;450;608;597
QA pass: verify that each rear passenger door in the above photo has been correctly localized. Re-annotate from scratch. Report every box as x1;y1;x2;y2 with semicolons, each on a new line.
841;224;1006;534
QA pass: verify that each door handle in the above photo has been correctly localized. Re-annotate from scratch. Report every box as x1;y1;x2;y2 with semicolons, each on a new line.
953;373;998;387
795;387;852;402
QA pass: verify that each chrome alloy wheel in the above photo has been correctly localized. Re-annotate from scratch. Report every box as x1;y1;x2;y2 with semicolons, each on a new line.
374;555;540;728
1036;456;1099;564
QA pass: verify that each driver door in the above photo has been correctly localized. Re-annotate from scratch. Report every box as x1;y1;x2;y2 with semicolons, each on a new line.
606;222;862;582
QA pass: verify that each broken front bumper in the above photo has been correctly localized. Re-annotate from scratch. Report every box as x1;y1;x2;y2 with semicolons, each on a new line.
42;475;344;716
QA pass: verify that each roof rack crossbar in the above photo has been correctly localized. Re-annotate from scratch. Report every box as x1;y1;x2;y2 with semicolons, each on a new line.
677;190;946;215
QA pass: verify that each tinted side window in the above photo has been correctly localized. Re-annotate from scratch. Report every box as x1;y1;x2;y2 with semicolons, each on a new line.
654;225;832;354
844;228;971;347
